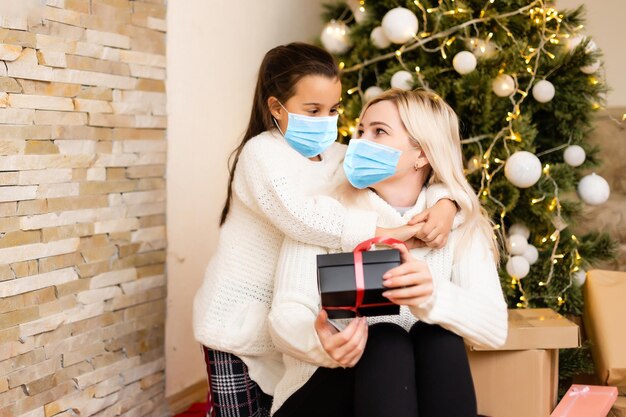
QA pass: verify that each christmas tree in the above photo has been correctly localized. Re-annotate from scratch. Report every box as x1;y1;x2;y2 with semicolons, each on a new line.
319;0;615;391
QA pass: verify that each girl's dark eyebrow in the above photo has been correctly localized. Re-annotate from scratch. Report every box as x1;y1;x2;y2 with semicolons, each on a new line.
302;102;342;107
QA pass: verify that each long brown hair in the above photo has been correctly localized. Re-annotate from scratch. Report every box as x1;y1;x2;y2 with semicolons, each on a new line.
219;43;340;225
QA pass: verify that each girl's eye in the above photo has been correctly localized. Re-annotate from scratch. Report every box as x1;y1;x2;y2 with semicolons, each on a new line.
330;108;339;115
308;109;319;115
355;130;363;137
375;128;387;135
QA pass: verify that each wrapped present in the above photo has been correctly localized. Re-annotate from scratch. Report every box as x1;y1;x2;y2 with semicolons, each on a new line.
317;237;402;319
584;270;626;394
550;384;618;417
467;309;580;417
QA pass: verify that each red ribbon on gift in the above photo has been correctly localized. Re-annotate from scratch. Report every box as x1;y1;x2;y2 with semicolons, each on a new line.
325;237;406;316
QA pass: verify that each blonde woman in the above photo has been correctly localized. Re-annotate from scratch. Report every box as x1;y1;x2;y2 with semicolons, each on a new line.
267;89;508;417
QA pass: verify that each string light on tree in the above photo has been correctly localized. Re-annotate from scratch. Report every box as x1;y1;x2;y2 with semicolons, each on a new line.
563;145;586;167
452;51;477;75
532;79;556;103
506;256;530;279
578;173;610;205
492;74;516;97
504;151;542;188
381;7;419;44
390;70;414;90
364;86;383;102
321;20;352;55
370;26;391;49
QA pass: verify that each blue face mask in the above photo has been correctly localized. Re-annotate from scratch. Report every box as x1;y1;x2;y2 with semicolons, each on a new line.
275;103;338;158
343;139;402;189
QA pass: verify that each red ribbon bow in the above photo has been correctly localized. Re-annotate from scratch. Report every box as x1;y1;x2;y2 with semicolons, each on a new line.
326;237;406;316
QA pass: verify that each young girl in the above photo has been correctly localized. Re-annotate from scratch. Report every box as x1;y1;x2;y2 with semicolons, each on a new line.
192;44;458;416
268;89;508;417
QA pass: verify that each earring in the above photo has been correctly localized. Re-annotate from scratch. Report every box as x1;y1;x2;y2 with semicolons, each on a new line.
414;162;420;171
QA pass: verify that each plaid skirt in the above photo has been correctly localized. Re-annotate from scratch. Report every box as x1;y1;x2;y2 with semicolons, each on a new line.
203;346;272;417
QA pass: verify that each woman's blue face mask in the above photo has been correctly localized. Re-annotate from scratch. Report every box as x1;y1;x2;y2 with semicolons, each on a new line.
343;139;403;189
275;102;338;158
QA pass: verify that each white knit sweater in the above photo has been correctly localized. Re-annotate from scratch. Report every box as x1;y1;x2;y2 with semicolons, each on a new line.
268;188;508;414
193;130;453;395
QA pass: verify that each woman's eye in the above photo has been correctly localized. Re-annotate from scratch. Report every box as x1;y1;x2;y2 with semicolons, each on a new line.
375;128;387;135
355;130;363;137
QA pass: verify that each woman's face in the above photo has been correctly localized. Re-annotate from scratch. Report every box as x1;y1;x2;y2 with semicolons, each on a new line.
270;75;341;133
355;100;429;188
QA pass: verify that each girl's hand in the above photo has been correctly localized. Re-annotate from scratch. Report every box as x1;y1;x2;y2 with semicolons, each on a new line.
314;310;368;368
375;224;422;243
407;199;457;249
382;243;434;307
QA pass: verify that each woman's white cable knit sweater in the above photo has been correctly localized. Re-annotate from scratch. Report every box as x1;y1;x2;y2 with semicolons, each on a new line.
192;130;452;395
268;189;509;414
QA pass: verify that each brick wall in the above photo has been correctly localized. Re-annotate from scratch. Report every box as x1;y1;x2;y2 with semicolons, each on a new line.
0;1;168;416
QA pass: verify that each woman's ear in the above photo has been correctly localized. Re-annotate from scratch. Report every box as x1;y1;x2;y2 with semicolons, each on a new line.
414;149;430;169
267;97;283;120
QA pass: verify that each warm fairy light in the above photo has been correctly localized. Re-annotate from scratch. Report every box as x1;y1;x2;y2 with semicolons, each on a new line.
589;77;599;85
543;164;550;174
541;237;548;243
347;87;358;94
538;281;545;286
415;66;421;73
395;50;402;57
592;103;601;110
557;297;565;306
339;62;345;70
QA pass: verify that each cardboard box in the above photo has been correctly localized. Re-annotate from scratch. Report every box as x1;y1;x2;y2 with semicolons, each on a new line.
550;384;618;417
467;309;581;417
584;270;626;394
471;308;581;352
317;249;400;319
609;396;626;417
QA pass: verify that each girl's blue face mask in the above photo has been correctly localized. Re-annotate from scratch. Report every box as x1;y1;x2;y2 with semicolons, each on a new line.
275;102;339;158
343;139;402;189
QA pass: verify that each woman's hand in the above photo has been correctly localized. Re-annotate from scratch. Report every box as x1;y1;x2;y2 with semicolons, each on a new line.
314;310;368;368
408;199;457;249
382;243;434;307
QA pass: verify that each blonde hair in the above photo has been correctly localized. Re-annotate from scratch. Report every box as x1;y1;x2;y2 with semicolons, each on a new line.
358;88;500;261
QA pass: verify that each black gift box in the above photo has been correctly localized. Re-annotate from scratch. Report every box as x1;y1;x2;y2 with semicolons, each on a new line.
317;249;401;319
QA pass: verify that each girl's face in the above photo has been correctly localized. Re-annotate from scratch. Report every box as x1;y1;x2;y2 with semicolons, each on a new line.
355;100;430;188
270;75;342;133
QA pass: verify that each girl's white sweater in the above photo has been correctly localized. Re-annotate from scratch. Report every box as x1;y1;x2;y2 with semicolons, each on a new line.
268;189;508;414
193;130;451;394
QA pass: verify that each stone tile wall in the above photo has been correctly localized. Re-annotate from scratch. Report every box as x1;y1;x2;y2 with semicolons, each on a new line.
0;1;168;416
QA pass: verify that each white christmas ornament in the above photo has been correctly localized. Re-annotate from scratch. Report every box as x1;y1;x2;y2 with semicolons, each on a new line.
504;151;542;188
563;145;586;167
321;21;351;55
506;256;530;279
370;26;391;49
390;70;414;91
364;86;384;102
522;245;539;265
573;270;587;288
578;173;610;205
453;51;477;75
580;60;600;74
509;223;530;240
492;74;515;97
506;234;529;256
381;7;419;44
567;35;597;53
532;80;556;103
467;38;497;59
